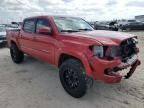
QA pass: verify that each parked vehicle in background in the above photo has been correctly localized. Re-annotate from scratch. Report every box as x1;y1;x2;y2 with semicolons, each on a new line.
94;21;118;31
7;16;140;98
119;22;144;31
109;20;118;31
0;25;7;47
94;22;110;30
117;19;136;27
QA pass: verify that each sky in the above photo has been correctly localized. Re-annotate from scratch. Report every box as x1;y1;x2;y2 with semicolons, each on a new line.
0;0;144;23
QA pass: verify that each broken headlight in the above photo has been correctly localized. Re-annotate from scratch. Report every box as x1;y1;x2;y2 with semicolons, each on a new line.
92;46;104;57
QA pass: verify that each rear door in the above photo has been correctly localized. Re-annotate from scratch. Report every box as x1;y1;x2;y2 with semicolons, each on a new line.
34;18;56;64
20;19;37;55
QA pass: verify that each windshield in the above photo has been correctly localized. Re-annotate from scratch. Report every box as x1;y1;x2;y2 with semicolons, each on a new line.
53;17;94;32
0;27;6;32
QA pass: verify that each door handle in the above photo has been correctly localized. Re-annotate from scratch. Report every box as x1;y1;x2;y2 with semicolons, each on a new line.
41;49;50;53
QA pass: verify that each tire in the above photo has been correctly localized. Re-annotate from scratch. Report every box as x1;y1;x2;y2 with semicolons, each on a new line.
59;59;87;98
10;43;24;64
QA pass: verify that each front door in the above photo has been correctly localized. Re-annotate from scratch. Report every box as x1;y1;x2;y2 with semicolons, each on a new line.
34;18;56;64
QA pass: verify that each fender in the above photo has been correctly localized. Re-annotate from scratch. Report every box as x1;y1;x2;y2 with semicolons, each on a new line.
56;48;94;78
9;37;21;49
7;31;21;49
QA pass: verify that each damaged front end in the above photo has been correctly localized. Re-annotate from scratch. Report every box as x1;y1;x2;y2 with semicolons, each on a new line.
89;37;141;83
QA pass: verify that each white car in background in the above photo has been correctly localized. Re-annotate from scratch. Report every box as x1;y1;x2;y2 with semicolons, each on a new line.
0;25;7;47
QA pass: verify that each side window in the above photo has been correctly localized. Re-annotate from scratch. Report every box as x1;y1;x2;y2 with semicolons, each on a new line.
23;19;35;33
36;19;51;33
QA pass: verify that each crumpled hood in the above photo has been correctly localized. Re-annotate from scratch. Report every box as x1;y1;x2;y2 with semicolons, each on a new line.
69;30;136;45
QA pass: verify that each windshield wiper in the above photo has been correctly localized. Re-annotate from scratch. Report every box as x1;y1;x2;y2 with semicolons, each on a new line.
60;30;79;33
78;28;92;31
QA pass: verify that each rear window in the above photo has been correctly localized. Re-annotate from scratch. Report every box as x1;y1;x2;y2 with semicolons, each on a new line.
23;19;35;33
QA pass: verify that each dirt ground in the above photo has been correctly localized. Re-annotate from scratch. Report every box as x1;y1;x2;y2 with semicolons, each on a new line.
0;31;144;108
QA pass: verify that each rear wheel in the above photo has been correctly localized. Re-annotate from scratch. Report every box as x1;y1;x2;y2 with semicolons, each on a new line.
59;59;87;98
10;43;24;64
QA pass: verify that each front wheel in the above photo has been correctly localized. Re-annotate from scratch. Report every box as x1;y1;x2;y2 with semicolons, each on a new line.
59;59;87;98
10;44;24;64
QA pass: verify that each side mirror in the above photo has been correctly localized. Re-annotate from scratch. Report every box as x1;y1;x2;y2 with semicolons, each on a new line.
38;26;52;35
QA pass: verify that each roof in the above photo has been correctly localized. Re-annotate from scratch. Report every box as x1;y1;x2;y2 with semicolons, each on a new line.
24;15;80;20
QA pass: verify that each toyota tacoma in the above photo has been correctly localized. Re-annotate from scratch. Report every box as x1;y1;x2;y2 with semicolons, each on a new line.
7;16;140;98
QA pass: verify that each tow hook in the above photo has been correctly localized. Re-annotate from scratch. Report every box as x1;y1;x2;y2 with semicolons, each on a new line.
124;59;141;79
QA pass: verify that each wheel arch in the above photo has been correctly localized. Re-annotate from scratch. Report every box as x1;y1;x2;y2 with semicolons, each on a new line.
10;40;21;50
58;53;82;67
11;40;16;45
58;52;93;78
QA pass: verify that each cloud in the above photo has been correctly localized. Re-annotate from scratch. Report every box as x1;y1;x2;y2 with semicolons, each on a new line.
126;1;144;7
0;0;144;24
62;0;74;2
106;0;118;6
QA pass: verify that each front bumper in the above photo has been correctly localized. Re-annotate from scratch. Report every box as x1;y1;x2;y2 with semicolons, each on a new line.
89;55;140;84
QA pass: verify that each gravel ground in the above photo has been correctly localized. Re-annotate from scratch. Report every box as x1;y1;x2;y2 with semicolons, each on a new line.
0;31;144;108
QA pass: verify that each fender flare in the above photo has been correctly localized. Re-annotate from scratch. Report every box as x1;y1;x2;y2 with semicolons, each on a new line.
57;49;94;78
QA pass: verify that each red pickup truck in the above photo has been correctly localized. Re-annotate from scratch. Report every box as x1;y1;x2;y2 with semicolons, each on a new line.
7;16;140;98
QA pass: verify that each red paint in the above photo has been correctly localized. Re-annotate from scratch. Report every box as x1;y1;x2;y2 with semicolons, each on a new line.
38;26;51;34
7;16;140;84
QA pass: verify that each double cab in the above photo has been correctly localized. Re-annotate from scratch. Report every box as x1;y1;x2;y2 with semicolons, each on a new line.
7;16;140;98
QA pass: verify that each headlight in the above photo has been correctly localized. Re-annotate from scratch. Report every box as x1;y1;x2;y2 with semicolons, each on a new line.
92;46;104;57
